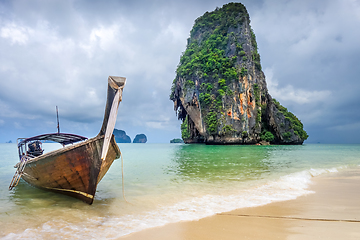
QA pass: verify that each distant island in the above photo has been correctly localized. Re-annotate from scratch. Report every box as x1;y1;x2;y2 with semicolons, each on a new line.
133;134;147;143
170;138;184;143
113;129;131;143
113;129;147;143
170;3;308;145
6;140;12;143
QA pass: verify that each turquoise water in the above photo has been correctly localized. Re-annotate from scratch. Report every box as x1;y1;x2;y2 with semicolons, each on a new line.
0;143;360;239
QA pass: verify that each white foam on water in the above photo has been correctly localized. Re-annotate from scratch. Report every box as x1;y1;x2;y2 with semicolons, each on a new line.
2;167;340;240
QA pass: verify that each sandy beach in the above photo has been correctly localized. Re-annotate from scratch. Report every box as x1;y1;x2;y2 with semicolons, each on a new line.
120;168;360;240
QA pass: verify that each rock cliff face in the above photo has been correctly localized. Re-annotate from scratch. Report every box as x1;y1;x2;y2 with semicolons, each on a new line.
133;134;147;143
113;129;131;143
170;3;308;145
170;138;184;143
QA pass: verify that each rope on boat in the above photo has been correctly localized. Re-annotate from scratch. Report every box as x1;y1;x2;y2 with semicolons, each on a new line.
120;151;130;204
9;156;29;190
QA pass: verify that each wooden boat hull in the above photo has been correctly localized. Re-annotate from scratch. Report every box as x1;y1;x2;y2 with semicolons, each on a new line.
11;76;126;204
21;134;120;204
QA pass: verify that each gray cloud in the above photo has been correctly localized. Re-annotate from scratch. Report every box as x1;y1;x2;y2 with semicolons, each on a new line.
251;0;360;143
0;0;359;143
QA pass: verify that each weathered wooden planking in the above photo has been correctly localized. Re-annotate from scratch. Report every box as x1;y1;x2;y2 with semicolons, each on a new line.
22;135;120;204
15;76;126;204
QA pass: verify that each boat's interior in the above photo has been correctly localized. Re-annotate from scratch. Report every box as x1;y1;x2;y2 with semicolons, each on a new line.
27;141;44;157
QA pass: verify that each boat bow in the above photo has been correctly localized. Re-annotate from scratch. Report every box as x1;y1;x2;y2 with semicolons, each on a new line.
99;76;126;160
10;76;127;205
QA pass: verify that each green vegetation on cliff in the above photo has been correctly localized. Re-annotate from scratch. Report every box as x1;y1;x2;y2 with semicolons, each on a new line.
273;99;308;141
172;2;258;138
171;2;308;145
173;3;251;109
260;131;274;142
176;33;238;85
170;138;184;143
181;115;190;140
190;3;248;37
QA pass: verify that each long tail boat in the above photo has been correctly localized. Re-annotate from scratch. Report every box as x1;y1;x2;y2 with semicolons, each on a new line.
9;76;126;205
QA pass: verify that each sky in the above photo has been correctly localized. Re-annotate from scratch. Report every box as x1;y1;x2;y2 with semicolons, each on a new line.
0;0;360;144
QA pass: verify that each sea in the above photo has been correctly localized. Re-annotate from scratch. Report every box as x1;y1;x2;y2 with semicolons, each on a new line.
0;143;359;239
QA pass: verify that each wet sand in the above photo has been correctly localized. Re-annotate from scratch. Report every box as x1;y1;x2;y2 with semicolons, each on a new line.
119;168;360;240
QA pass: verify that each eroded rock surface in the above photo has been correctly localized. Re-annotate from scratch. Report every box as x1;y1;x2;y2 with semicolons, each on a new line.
133;134;147;143
113;129;131;143
170;3;308;145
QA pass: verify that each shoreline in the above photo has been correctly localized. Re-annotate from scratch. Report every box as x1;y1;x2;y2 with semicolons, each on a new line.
119;168;360;240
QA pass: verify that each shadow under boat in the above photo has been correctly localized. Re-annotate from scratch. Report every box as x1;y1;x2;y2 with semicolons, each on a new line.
9;76;126;205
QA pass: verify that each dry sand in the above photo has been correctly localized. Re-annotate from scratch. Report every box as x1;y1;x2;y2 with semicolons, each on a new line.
119;168;360;240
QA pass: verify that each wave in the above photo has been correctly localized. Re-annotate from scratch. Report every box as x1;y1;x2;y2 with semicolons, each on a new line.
3;167;341;240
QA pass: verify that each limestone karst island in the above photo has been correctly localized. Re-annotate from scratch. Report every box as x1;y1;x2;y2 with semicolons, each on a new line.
170;3;308;145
